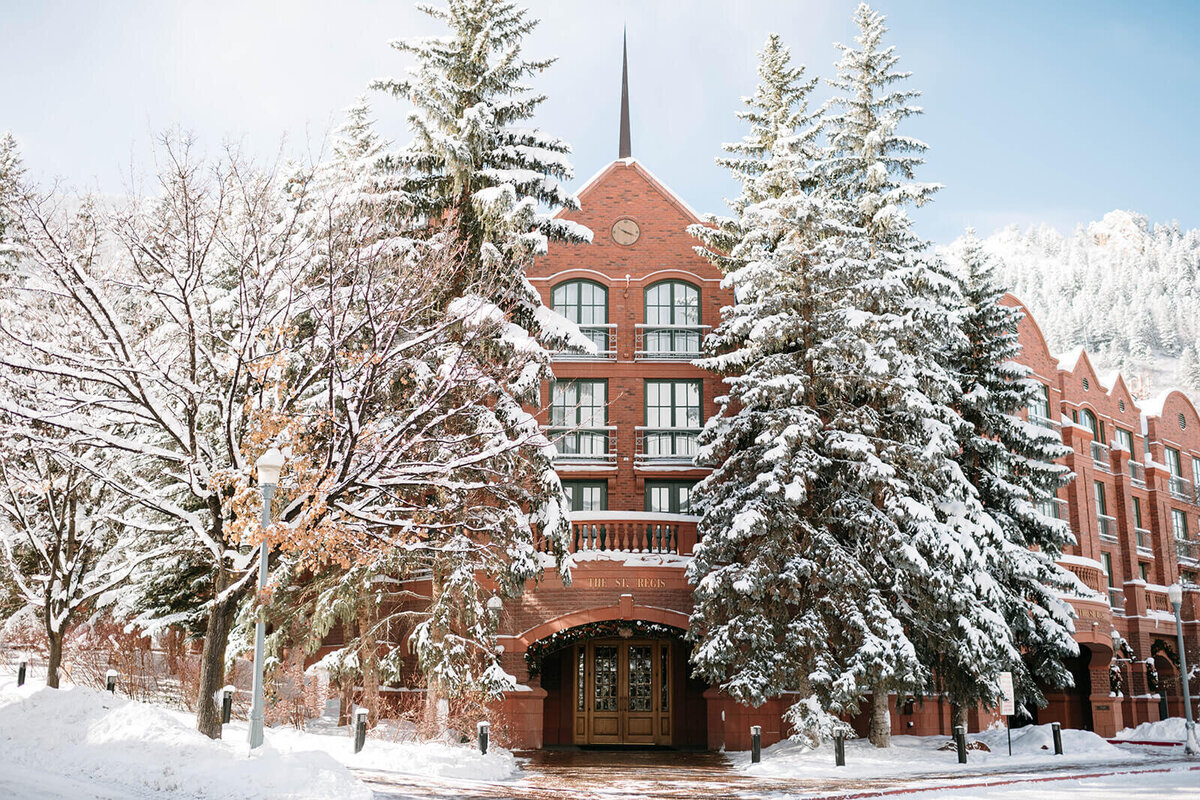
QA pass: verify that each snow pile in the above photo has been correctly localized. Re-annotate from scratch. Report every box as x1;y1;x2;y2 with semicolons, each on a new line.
736;725;1147;780
1115;717;1190;743
0;681;370;800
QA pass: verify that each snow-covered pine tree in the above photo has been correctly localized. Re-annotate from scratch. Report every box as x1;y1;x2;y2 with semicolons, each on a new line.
943;230;1079;726
373;0;591;330
367;0;590;722
687;33;917;746
816;3;1019;746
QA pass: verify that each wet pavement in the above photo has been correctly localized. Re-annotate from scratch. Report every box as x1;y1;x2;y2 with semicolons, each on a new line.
359;746;1190;800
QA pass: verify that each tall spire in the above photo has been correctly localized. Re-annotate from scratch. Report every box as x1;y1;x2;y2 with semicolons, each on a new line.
619;28;631;159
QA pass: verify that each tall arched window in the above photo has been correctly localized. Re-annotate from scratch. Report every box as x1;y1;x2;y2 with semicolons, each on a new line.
641;280;700;358
1080;408;1098;437
551;280;611;357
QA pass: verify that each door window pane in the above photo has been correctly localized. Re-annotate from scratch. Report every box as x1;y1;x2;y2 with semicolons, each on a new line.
593;646;617;712
628;645;652;712
563;481;607;512
646;481;695;514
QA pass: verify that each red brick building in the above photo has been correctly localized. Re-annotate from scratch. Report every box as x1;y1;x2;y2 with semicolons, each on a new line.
489;57;1200;750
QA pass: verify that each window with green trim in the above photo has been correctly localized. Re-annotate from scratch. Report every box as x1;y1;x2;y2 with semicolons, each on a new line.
562;480;607;512
645;481;695;514
642;280;700;356
642;380;702;461
551;280;609;352
549;379;607;458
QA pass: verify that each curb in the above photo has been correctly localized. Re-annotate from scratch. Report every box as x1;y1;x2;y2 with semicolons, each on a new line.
807;763;1200;799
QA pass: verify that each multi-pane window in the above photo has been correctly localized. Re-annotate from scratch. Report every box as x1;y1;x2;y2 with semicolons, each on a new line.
1080;409;1100;440
549;380;607;458
1133;496;1144;529
1167;447;1183;477
642;380;701;460
1114;427;1135;457
645;481;695;514
551;280;609;353
642;281;701;356
1094;481;1108;517
1027;384;1052;424
563;480;607;512
1193;456;1200;488
1101;552;1115;588
1172;508;1190;540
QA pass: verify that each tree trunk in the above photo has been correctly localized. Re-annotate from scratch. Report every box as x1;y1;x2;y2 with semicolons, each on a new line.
952;702;969;734
45;630;64;689
421;571;447;734
196;595;239;739
337;674;355;727
869;687;892;748
358;600;380;728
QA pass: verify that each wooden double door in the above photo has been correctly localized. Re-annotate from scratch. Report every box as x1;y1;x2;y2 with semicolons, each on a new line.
574;639;673;745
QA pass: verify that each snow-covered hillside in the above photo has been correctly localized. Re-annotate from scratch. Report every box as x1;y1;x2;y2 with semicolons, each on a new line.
956;211;1200;400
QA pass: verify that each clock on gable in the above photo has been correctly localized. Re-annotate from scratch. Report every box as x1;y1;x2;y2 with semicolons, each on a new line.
611;218;640;245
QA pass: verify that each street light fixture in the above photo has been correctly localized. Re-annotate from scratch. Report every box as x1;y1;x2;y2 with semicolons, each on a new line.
248;447;284;750
1166;581;1198;755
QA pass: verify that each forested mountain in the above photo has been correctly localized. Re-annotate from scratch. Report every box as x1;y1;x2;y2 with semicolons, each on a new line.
960;210;1200;397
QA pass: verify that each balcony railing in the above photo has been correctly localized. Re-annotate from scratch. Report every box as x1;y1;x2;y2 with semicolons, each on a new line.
635;324;710;360
1168;475;1194;502
1127;460;1146;488
1029;414;1062;432
1177;538;1200;565
636;427;701;464
1097;514;1118;542
535;512;700;556
545;426;617;464
1135;527;1153;555
1091;441;1111;472
1060;561;1105;594
553;324;617;360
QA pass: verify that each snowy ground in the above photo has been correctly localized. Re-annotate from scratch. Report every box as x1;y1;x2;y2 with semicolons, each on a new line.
730;723;1164;780
0;675;518;800
2;668;1195;799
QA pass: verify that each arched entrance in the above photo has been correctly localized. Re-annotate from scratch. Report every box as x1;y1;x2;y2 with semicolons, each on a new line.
525;616;707;748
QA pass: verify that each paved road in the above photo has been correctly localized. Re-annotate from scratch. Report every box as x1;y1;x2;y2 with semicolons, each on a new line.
359;747;1193;800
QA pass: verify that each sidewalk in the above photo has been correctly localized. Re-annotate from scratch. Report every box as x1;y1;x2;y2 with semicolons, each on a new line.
360;747;1198;800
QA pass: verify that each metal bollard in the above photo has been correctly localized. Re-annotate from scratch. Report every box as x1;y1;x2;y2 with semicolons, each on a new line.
221;686;234;724
834;729;846;767
17;658;27;687
354;708;368;754
954;725;967;764
750;725;761;763
1051;721;1063;755
478;721;490;755
105;669;118;694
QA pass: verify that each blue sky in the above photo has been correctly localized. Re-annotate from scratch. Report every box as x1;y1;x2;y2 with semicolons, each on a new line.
2;1;1197;243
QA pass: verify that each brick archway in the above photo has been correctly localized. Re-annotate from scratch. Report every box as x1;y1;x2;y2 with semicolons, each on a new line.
515;603;690;652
